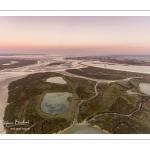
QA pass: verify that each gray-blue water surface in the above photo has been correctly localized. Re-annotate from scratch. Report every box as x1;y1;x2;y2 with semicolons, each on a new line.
41;92;72;115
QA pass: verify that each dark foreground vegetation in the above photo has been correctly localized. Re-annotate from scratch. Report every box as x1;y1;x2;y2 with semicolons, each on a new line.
4;72;95;133
78;78;150;133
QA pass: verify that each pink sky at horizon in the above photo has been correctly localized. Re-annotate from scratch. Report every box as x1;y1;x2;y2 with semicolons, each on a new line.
0;16;150;55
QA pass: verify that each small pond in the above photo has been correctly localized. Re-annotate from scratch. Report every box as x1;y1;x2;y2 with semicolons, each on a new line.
139;83;150;95
41;92;72;115
46;77;66;84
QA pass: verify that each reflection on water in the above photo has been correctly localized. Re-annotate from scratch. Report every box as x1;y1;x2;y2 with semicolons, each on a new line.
41;92;72;115
139;83;150;95
61;125;105;134
46;77;66;84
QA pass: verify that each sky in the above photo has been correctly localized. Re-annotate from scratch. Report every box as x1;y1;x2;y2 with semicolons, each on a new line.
0;16;150;55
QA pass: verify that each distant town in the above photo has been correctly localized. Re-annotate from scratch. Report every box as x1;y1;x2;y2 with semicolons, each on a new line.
66;55;150;66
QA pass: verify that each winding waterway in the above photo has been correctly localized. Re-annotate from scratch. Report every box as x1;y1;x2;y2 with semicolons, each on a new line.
73;82;100;124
